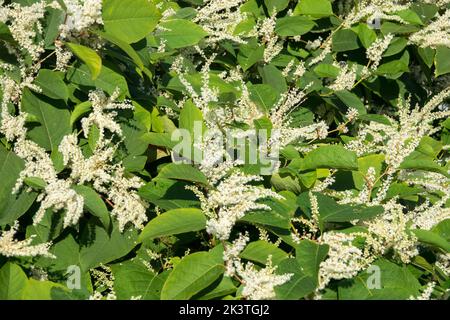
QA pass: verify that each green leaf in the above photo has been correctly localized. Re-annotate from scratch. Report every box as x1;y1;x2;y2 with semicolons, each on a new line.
102;0;160;44
356;23;377;48
318;194;383;224
302;145;359;171
435;46;450;77
79;220;138;272
275;16;315;36
432;219;450;242
167;72;237;96
0;145;37;226
385;182;423;201
274;258;316;299
376;50;410;77
394;9;423;25
265;0;290;13
0;263;28;299
67;62;129;97
338;259;421;300
237;39;264;71
417;136;442;158
21;89;71;151
411;3;438;23
112;260;167;300
88;124;100;151
138;208;206;242
358;114;392;125
381;22;420;34
179;99;204;137
24;177;47;189
313;64;340;78
121;119;152;156
295;240;329;281
383;37;407;57
412;229;450;252
37;233;81;272
25;209;64;243
254;116;273;131
22;279;67;300
34;69;69;101
335;90;366;115
70;101;92;126
240;193;293;229
332;29;360;52
297;192;384;230
352;154;385;190
161;251;224;300
66;43;102;80
259;64;287;94
147;132;178;149
240;240;288;266
400;151;448;176
72;185;111;230
196;276;237;300
248;84;279;111
158;163;208;184
43;8;65;48
133;101;152;131
294;0;333;18
0;22;13;42
271;172;302;193
156;19;208;49
417;46;435;68
139;178;200;210
94;30;145;70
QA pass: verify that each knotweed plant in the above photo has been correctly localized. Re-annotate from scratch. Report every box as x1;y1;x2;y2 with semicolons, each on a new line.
0;0;449;301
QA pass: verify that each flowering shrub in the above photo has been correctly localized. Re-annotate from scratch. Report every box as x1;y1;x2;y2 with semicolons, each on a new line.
0;0;449;301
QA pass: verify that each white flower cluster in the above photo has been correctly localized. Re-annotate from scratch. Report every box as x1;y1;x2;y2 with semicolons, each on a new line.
59;90;149;232
0;1;46;61
364;200;419;263
82;89;134;145
34;179;85;228
304;0;411;66
194;0;248;44
318;232;373;290
345;107;359;122
8;134;85;228
191;167;283;240
239;258;293;300
257;14;284;63
89;264;117;300
342;0;411;28
409;282;436;300
403;172;450;230
335;89;450;265
409;9;450;49
345;87;450;198
177;58;290;240
223;232;250;276
269;87;308;129
59;0;103;39
366;34;394;71
436;253;450;276
54;41;73;72
328;64;358;91
309;39;332;66
0;221;54;258
1;76;85;229
223;234;293;300
267;86;330;148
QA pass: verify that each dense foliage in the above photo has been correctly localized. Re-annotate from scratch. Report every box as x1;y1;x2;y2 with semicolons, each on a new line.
0;0;449;300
